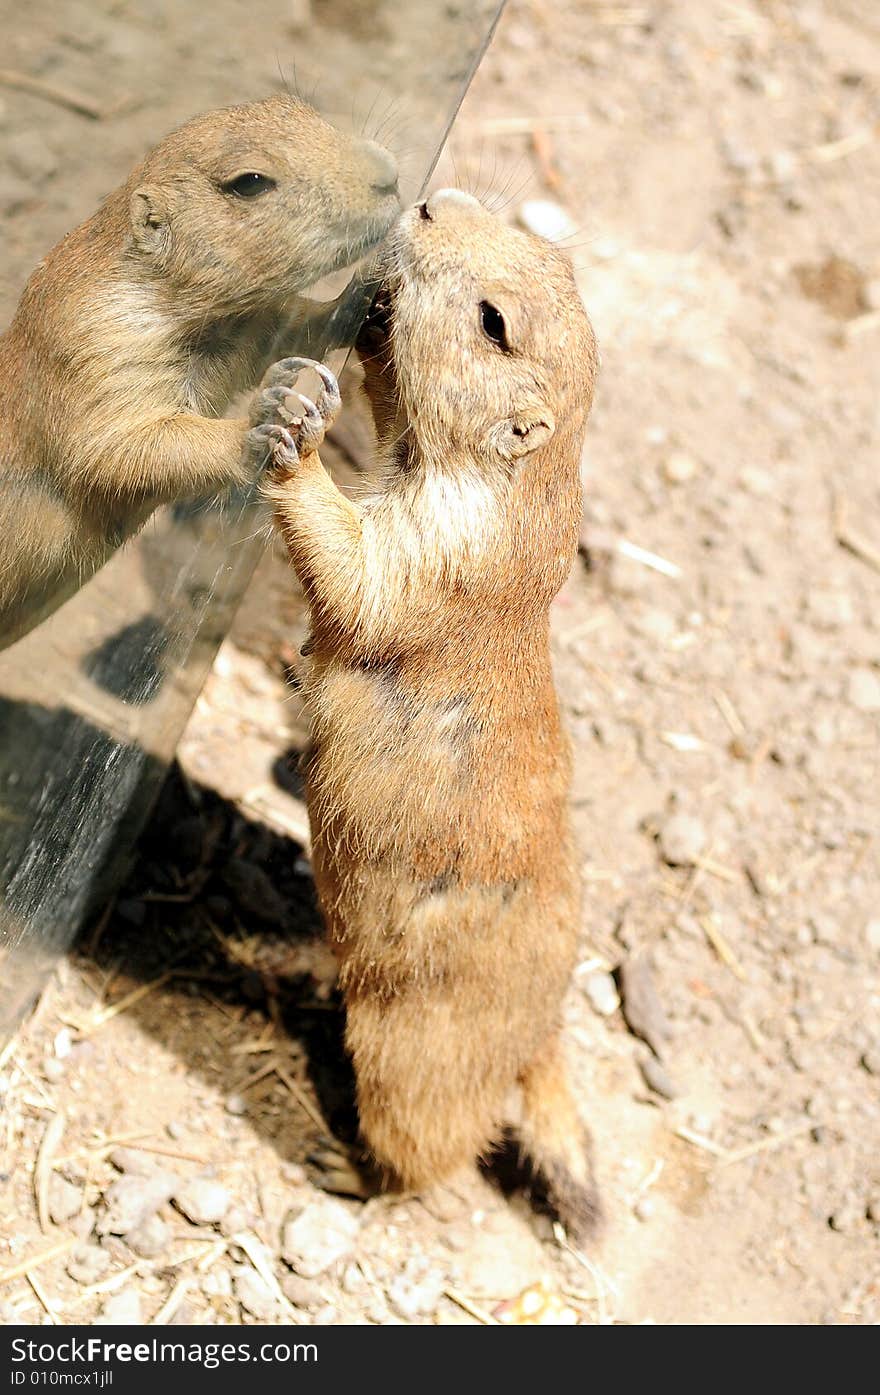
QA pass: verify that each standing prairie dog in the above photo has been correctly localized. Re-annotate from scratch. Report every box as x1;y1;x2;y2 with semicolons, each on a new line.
0;95;398;649
259;189;600;1239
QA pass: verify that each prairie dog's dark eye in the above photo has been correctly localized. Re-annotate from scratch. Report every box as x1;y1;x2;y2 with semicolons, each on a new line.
222;173;277;198
480;300;510;351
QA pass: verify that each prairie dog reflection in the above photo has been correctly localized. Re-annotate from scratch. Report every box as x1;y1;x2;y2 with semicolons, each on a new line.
0;95;398;649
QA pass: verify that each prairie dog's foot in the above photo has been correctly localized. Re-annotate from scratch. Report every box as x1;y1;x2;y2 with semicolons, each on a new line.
246;358;341;473
307;1140;379;1201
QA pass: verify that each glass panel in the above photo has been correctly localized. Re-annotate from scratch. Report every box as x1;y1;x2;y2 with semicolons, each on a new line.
0;0;505;1040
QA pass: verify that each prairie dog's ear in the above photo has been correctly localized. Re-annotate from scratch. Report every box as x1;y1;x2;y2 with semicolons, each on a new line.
497;411;556;461
130;185;170;255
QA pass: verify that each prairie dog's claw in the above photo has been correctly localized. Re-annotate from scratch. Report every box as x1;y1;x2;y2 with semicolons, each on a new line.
248;358;340;473
246;422;299;472
261;357;341;428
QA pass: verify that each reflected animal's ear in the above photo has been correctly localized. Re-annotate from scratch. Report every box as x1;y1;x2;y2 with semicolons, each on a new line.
129;185;170;256
497;411;556;461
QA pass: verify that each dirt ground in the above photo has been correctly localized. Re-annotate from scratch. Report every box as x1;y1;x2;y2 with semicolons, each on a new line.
2;0;880;1326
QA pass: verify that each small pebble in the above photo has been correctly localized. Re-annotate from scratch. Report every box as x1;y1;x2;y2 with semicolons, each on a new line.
806;587;854;631
202;1268;233;1298
281;1197;360;1278
341;1263;367;1295
583;971;620;1017
281;1273;326;1311
225;1093;248;1117
618;955;672;1057
126;1214;170;1259
639;1055;678;1100
517;198;577;242
846;668;880;713
95;1290;143;1325
658;812;706;867
386;1266;444;1321
829;1202;861;1234
662;450;699;484
67;1244;111;1286
634;1196;656;1222
719;136;758;175
767;148;797;183
98;1172;178;1236
631;607;677;644
220;1204;258;1237
739;465;774;497
174;1178;232;1226
48;1175;82;1225
110;1147;166;1177
233;1265;277;1321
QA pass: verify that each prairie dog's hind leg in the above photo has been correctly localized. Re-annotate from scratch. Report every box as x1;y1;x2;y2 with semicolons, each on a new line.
515;1033;601;1246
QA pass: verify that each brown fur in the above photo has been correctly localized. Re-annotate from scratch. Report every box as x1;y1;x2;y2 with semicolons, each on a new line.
0;95;398;648
263;189;600;1239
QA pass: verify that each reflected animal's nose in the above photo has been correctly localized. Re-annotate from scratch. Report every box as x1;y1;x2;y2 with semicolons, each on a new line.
420;188;481;222
362;140;399;197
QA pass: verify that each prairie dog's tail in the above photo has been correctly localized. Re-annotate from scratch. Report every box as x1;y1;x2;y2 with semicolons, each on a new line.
515;1033;602;1244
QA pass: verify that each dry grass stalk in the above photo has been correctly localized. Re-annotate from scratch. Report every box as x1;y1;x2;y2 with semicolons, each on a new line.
274;1063;326;1131
26;1269;60;1324
713;688;746;737
720;1121;815;1167
35;1111;66;1233
833;493;880;575
553;1222;617;1325
150;1275;192;1326
616;538;682;578
699;913;747;980
230;1230;301;1323
809;127;876;162
676;1120;814;1167
0;68;104;118
0;1235;76;1285
444;1286;499;1325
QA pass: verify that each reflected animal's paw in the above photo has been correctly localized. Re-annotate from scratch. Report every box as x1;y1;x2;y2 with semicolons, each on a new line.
246;358;341;474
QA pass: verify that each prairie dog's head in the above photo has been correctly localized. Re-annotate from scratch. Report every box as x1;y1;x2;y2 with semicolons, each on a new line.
127;95;399;315
358;189;598;471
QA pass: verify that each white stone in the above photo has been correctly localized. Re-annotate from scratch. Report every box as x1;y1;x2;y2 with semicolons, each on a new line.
281;1198;360;1278
518;199;577;243
583;972;620;1017
847;668;880;713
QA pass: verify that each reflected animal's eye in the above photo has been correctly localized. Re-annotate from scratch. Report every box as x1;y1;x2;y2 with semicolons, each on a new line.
222;173;277;199
479;300;510;351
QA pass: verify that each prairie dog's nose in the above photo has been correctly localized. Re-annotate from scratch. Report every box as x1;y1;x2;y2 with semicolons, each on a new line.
419;188;481;222
362;140;399;196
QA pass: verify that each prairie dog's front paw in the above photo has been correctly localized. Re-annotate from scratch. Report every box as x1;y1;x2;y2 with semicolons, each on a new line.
246;357;341;474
